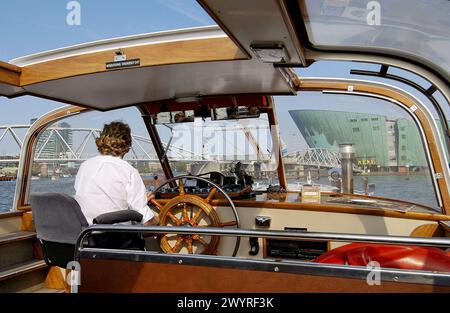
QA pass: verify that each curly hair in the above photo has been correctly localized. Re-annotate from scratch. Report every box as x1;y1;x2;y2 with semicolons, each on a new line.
95;122;132;157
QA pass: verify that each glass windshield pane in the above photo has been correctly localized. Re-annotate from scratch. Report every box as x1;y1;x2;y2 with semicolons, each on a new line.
301;0;450;78
29;108;163;196
1;0;215;61
155;115;277;185
274;92;439;210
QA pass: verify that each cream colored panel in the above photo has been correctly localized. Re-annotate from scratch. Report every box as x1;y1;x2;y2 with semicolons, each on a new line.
22;60;293;110
0;216;22;235
213;206;430;258
202;0;305;64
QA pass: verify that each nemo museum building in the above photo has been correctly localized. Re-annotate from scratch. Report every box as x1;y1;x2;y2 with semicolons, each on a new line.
288;110;427;171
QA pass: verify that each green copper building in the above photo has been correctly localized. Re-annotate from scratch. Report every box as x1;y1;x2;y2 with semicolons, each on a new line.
289;110;427;168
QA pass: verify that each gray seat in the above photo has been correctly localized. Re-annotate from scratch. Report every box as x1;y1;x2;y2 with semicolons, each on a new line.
31;192;145;268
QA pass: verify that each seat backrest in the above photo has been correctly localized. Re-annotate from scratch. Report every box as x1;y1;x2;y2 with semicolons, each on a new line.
30;193;88;245
30;193;88;267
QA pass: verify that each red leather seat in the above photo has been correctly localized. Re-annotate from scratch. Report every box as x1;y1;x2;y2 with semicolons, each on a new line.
315;243;450;272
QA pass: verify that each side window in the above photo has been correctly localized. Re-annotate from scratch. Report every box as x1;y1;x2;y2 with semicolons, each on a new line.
29;107;163;196
0;97;61;213
275;92;439;210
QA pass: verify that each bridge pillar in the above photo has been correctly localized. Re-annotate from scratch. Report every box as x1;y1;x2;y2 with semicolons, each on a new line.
40;163;48;178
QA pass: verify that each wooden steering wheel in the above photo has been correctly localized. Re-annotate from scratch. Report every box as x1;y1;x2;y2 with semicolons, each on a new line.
149;175;241;256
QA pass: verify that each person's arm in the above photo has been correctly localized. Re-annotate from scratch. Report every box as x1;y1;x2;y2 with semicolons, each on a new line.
144;192;160;225
126;170;157;224
144;214;160;226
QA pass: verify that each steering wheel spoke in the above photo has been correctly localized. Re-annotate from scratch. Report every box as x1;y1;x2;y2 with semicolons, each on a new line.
205;187;217;203
153;175;240;256
171;237;184;253
191;208;204;225
150;199;163;211
182;203;189;222
193;235;209;248
178;178;185;195
167;212;182;225
187;239;194;254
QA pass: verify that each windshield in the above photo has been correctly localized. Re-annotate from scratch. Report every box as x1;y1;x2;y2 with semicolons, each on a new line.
155;114;278;185
300;0;450;80
274;91;439;210
27;108;164;206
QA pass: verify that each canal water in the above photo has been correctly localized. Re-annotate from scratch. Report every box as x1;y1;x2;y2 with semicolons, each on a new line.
0;174;439;213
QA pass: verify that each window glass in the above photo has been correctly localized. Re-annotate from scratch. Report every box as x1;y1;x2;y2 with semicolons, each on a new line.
29;108;163;196
155;114;276;185
274;92;439;210
0;97;61;213
301;0;450;78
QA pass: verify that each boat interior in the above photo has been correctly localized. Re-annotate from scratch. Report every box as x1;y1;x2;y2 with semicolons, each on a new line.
0;0;449;293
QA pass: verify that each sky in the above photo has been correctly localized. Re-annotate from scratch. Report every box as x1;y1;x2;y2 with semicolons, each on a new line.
0;0;449;156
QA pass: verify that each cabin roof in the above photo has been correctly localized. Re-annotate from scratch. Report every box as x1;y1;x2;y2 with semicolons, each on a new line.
1;1;450;111
0;25;295;110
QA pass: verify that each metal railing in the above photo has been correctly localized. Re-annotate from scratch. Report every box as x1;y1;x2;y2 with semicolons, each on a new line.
76;225;450;256
74;225;450;288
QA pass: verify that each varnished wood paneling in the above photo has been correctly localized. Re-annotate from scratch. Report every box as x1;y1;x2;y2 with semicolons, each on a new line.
21;211;35;232
44;267;69;292
156;198;450;222
0;61;20;86
410;223;443;237
20;37;246;86
79;259;450;293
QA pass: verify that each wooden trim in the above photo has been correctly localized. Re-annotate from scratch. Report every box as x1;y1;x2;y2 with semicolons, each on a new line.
410;223;443;237
20;37;246;86
21;211;35;232
0;61;21;73
262;238;268;258
79;258;450;292
156;198;450;222
44;267;69;292
267;97;287;189
224;200;450;222
140;110;175;185
17;205;32;211
0;61;20;86
15;106;89;209
297;79;450;215
0;211;23;219
324;191;438;211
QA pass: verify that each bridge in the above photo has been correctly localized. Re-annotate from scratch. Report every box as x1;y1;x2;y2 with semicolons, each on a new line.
0;125;340;169
285;148;341;168
0;125;205;164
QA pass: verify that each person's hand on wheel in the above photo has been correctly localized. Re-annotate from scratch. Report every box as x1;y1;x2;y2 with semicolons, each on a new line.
147;191;155;202
144;192;160;229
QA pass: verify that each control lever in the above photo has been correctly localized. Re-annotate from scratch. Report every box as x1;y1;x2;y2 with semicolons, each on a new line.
249;237;259;256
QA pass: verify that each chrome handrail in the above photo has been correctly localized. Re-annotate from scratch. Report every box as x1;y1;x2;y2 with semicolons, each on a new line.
75;225;450;261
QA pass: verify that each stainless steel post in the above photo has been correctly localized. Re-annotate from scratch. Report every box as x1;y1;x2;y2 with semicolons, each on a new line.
339;143;355;194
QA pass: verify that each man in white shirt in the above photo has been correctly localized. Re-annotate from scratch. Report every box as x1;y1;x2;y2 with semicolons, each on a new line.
74;121;159;226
